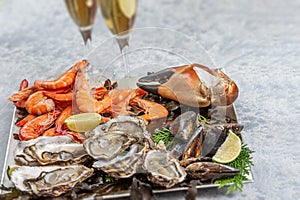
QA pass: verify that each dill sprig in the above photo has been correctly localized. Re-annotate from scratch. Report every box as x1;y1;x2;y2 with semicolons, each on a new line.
152;127;174;146
214;144;254;194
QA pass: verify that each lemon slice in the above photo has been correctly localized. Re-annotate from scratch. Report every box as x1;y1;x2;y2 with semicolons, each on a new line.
7;165;19;180
65;113;102;132
212;130;242;164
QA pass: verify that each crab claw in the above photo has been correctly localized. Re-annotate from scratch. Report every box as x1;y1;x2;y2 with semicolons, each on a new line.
137;64;239;107
213;69;239;106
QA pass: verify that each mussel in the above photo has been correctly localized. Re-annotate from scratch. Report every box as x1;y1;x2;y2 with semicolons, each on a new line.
185;162;240;182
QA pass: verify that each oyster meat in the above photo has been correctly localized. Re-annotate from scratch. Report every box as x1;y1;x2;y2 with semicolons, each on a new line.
84;116;151;179
9;165;94;197
143;149;186;188
92;116;149;138
92;143;148;178
14;136;89;166
84;131;140;160
91;116;154;145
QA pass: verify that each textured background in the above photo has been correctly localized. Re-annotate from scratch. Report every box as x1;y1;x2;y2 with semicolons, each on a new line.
0;0;299;199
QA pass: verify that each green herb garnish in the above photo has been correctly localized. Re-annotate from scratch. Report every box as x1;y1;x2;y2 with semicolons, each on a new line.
214;144;254;194
104;175;115;183
153;127;174;146
198;114;210;124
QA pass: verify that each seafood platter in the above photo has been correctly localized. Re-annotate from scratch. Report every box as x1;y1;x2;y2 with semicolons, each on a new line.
0;59;254;199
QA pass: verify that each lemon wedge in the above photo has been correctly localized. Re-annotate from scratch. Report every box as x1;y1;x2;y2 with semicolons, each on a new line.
7;165;19;180
212;130;242;164
64;113;102;132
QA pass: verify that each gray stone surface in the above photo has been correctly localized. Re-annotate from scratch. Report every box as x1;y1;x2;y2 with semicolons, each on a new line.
0;0;299;199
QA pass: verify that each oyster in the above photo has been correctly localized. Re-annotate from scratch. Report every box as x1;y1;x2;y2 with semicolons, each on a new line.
143;149;186;188
85;116;153;160
9;165;94;197
92;143;148;178
92;115;150;138
84;116;151;179
14;136;89;166
84;131;140;160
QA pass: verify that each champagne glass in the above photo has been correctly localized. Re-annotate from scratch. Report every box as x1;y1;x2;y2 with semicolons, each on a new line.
97;0;137;76
64;0;97;49
64;0;97;114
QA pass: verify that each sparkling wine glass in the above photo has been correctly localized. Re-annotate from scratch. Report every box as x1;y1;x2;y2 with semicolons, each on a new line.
64;0;97;114
64;0;97;50
97;0;138;76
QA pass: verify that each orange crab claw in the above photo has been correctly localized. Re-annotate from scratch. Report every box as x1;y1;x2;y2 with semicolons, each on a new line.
137;64;239;107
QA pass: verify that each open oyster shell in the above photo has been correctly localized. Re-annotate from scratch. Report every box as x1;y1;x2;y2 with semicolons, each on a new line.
14;136;89;166
9;165;94;197
83;131;140;160
84;116;152;160
143;149;186;188
91;116;152;143
84;116;151;179
93;143;149;179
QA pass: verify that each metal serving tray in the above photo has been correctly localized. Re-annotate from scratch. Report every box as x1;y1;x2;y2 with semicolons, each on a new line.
0;105;254;199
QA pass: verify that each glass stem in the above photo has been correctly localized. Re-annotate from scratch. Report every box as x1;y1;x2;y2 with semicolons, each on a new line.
121;45;130;77
80;28;92;58
116;35;130;77
84;37;92;58
80;28;92;45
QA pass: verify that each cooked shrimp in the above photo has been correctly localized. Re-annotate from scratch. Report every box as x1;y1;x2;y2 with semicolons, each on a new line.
15;114;36;127
19;110;60;141
42;127;60;136
107;88;146;117
76;90;112;113
130;97;169;121
75;69;112;113
25;91;55;115
44;91;73;102
11;79;29;108
74;67;168;120
55;105;72;132
8;86;40;108
19;79;28;91
64;131;86;143
42;128;85;143
109;89;133;117
92;86;109;100
34;60;88;90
